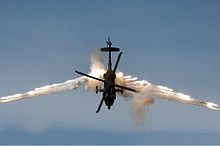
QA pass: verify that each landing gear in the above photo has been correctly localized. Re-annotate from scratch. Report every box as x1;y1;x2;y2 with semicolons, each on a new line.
96;86;98;94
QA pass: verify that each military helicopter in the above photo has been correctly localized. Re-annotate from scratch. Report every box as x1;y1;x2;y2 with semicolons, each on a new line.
75;37;138;113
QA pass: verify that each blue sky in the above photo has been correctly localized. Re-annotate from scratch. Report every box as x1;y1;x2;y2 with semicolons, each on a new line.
0;0;220;144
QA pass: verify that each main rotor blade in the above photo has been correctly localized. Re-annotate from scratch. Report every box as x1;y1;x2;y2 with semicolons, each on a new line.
115;84;139;93
96;96;104;113
113;52;122;73
96;93;106;113
75;70;106;83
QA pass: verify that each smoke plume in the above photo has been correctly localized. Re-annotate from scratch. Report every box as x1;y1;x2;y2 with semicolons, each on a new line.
0;78;84;103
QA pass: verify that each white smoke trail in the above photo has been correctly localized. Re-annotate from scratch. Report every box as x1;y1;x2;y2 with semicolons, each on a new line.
129;79;220;111
0;77;84;103
0;49;104;103
114;70;220;110
113;72;220;125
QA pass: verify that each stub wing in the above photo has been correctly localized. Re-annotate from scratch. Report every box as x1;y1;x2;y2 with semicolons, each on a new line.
115;84;139;93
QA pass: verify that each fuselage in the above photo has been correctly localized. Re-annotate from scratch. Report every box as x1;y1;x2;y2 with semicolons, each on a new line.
103;70;116;109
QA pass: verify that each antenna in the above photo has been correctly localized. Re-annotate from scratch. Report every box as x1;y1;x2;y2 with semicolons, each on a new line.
106;36;112;47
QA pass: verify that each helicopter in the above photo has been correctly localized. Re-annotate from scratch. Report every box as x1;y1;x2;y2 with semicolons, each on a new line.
75;37;138;113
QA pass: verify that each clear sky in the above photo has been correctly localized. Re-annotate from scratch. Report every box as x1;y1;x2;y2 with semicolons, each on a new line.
0;0;220;144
